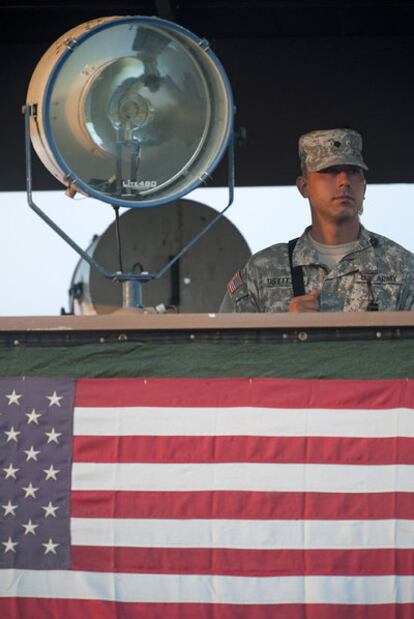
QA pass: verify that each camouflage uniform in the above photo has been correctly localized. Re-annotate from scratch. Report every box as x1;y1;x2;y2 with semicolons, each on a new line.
221;128;414;313
221;225;414;312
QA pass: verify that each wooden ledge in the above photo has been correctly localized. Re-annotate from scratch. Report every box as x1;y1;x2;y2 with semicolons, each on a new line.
0;312;414;332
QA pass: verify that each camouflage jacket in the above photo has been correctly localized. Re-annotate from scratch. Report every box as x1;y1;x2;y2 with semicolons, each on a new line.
221;226;414;312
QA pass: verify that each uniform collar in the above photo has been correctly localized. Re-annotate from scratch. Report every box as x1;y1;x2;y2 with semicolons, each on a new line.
293;225;378;274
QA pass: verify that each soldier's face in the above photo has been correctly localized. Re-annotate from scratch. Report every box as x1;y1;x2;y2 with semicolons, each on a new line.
297;165;366;223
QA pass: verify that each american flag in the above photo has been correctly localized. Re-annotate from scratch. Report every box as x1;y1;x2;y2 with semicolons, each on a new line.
227;271;243;294
1;376;414;618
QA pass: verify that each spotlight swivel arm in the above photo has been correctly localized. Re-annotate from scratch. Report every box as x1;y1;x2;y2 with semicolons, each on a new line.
24;105;235;309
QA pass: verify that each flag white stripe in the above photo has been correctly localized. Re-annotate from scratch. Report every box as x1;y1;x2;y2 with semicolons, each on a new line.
1;570;414;604
70;517;414;550
73;406;414;437
71;462;414;493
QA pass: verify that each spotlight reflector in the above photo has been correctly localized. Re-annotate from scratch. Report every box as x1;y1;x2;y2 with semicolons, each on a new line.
26;16;233;207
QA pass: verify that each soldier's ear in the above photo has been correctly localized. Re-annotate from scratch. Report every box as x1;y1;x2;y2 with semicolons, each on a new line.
296;175;309;198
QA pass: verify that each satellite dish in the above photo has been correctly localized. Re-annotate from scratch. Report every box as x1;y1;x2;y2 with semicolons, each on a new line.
69;199;251;314
26;15;233;207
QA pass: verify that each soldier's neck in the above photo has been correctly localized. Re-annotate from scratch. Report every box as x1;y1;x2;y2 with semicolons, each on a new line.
310;218;360;246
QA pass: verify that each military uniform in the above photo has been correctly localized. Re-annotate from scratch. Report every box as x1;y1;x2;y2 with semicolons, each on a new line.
221;225;414;312
221;128;414;313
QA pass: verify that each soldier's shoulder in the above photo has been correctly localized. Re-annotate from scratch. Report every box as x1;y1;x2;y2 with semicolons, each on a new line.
368;230;414;265
245;242;289;268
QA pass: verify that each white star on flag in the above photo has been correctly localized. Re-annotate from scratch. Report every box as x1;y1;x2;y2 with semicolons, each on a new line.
46;391;63;407
41;501;59;518
2;537;18;553
45;428;62;444
25;409;42;424
22;482;39;499
42;538;60;555
21;520;39;536
2;500;18;516
24;445;40;462
43;465;60;481
4;426;21;442
5;389;22;405
2;463;19;479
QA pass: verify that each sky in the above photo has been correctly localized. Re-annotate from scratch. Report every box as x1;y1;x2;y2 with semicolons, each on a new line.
1;183;413;316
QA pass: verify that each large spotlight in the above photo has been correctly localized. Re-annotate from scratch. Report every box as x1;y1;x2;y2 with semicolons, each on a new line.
24;15;235;310
26;15;233;207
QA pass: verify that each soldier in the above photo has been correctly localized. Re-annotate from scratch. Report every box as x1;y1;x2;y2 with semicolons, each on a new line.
220;128;414;312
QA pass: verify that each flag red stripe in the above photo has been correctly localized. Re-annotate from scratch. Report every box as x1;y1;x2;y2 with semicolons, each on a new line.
2;599;414;619
71;546;414;576
75;377;414;408
70;490;414;520
73;435;414;464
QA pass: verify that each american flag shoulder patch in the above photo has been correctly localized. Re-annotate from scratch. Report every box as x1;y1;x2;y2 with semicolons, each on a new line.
227;271;244;294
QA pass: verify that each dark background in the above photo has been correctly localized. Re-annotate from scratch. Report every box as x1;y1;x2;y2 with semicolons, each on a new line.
2;0;414;190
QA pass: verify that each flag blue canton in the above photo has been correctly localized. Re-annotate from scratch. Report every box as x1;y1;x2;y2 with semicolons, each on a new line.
0;377;75;569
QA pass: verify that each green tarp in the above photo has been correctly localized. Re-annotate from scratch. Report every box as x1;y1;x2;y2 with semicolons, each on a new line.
1;339;414;379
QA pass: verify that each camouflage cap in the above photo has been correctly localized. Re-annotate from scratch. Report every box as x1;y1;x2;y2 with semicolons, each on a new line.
298;128;368;172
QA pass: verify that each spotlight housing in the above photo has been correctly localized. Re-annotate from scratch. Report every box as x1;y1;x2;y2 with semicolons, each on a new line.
26;15;233;207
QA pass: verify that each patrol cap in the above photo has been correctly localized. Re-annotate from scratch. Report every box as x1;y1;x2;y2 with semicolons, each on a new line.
299;128;368;173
